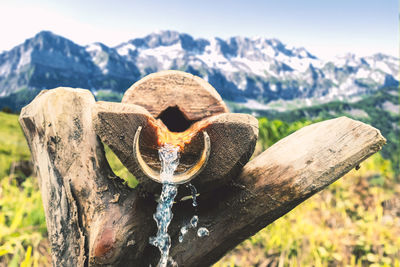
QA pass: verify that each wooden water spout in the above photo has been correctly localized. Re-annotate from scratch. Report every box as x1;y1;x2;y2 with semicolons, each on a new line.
19;70;385;266
92;71;258;192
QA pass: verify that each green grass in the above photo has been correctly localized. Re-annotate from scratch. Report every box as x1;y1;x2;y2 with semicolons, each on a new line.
232;86;400;176
0;176;50;267
0;113;49;266
95;90;123;102
0;111;399;266
215;153;400;267
0;113;30;178
104;144;138;188
0;111;137;265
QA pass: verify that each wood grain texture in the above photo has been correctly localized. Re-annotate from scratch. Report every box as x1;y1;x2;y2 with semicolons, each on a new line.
19;88;152;266
20;88;385;267
121;70;229;121
92;101;258;193
92;101;155;185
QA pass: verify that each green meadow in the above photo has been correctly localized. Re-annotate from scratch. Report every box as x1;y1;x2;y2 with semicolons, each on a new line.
0;111;399;266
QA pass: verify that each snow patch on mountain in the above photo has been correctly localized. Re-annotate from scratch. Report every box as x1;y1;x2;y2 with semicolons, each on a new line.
0;30;398;110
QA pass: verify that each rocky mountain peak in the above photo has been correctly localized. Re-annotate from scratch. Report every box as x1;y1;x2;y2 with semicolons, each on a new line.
0;31;398;111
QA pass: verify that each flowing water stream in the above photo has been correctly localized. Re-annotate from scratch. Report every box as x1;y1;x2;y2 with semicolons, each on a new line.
149;144;179;267
149;144;209;267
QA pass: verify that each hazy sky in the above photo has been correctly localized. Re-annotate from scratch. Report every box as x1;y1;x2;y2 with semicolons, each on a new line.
0;0;397;60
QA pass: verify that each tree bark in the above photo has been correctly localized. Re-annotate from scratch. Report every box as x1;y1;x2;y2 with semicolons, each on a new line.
19;88;385;266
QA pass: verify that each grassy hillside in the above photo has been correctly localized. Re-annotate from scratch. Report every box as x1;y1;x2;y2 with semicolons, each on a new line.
0;111;399;266
0;89;40;114
0;112;30;178
0;88;125;113
232;86;400;175
0;112;49;266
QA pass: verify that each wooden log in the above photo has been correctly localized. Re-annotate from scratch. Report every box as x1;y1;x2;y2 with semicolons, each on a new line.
93;100;258;192
121;70;229;122
96;70;257;190
19;88;156;266
20;88;385;266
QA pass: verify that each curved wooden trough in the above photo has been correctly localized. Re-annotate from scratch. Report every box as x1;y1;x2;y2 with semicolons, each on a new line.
92;70;258;192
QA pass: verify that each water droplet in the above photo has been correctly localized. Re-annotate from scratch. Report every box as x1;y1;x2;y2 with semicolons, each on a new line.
197;227;209;237
179;225;188;243
178;215;199;243
190;215;198;228
187;183;198;207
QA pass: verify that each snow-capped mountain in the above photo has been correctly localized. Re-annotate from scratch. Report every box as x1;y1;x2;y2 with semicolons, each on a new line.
0;30;398;110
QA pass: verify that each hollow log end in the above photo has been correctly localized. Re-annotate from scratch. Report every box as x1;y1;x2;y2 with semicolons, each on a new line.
121;70;229;121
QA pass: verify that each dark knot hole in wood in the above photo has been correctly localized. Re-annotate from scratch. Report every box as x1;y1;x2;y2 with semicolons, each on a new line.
156;105;198;132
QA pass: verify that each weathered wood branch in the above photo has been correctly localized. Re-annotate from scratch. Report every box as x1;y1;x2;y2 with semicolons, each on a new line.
20;87;385;266
168;116;386;266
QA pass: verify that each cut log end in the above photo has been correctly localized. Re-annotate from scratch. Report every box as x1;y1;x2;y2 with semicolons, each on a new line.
93;100;259;192
122;70;229;121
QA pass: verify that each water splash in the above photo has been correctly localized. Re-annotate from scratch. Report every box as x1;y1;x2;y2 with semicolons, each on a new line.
187;183;198;207
190;215;198;228
149;144;180;267
178;215;199;243
179;215;209;242
178;226;188;243
178;182;211;243
197;227;209;237
149;144;210;265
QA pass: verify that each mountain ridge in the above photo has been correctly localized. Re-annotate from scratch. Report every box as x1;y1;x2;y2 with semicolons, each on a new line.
0;30;398;111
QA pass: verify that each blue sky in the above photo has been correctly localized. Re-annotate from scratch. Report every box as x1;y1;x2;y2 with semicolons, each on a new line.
0;0;397;59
